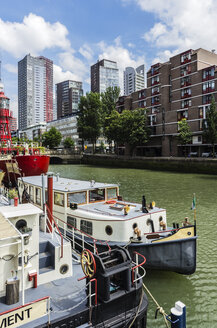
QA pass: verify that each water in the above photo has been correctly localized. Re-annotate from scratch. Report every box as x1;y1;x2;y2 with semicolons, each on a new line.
49;164;217;327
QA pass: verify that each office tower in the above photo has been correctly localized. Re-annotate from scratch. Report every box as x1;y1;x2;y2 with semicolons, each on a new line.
91;59;119;93
123;65;145;95
18;54;53;130
56;80;83;119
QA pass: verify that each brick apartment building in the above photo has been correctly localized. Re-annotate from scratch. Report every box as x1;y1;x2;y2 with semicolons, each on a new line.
117;48;217;157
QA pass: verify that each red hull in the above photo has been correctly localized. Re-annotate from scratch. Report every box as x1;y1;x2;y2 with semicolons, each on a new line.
0;155;50;187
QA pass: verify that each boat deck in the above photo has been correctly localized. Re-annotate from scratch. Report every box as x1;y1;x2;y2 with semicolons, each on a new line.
79;201;165;220
0;260;87;328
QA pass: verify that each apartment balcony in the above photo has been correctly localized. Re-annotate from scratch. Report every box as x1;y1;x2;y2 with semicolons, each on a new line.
151;80;160;86
202;87;215;94
151;90;160;96
151;70;159;76
181;81;191;88
202;75;214;82
181;58;191;65
181;94;191;99
181;70;191;77
151;101;160;106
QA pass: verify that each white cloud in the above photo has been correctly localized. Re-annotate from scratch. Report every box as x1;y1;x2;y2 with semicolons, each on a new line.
133;0;217;62
54;64;82;85
79;44;94;61
4;64;17;74
0;13;71;58
97;37;146;93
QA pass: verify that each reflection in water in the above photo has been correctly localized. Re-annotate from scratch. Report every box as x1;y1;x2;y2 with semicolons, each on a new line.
49;164;216;328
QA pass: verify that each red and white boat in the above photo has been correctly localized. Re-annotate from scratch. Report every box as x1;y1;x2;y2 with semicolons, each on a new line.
0;75;49;187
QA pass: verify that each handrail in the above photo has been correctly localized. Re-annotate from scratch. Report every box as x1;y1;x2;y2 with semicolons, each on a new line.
132;251;146;284
144;228;179;235
45;204;64;258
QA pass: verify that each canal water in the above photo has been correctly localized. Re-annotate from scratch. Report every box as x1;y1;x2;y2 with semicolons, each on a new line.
50;164;216;328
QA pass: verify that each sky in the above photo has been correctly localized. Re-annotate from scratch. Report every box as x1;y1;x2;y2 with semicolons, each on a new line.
1;0;217;119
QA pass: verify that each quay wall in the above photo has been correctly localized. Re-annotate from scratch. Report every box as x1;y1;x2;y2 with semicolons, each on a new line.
49;153;217;174
82;154;217;175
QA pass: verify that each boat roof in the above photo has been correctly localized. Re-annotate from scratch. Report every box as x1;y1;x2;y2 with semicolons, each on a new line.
80;201;165;220
0;212;19;239
19;175;118;193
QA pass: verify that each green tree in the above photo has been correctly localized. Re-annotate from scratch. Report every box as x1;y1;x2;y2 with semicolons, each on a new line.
120;108;150;156
178;119;192;157
42;127;62;149
101;86;120;117
63;137;75;149
203;96;217;157
105;108;150;156
77;92;102;153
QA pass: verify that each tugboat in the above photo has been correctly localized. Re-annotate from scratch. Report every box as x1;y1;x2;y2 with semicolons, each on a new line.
0;174;148;327
0;74;49;187
18;174;197;275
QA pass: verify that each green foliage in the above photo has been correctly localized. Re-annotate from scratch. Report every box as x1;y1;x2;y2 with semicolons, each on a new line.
42;127;62;149
63;137;75;149
101;86;120;117
77;92;102;152
105;108;150;155
203;96;217;157
178;119;192;145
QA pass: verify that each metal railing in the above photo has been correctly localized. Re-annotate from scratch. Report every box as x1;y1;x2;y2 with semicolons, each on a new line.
132;252;146;284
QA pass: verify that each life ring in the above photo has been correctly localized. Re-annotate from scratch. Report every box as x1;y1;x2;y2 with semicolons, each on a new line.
106;200;117;204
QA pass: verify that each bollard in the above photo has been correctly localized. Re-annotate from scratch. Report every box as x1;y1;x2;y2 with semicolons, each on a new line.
14;197;18;207
170;301;186;328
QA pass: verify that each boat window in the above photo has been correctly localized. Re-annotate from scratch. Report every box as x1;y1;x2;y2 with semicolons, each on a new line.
67;216;77;230
36;188;41;205
89;189;105;202
80;220;93;235
29;186;34;202
54;192;64;207
68;192;86;206
107;187;118;200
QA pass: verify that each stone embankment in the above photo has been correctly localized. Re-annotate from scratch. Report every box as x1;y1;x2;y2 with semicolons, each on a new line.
49;150;217;175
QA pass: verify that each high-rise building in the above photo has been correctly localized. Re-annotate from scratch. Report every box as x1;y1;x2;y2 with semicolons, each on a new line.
91;59;119;93
56;80;83;119
18;54;53;130
123;65;145;95
9;111;17;133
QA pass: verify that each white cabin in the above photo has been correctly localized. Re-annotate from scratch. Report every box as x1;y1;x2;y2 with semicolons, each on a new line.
18;175;167;244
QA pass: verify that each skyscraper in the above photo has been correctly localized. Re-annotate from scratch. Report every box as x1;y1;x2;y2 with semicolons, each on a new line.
56;80;83;119
18;54;53;130
124;65;145;95
91;59;119;93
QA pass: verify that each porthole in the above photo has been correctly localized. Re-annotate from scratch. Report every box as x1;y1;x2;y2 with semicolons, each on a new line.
133;223;138;229
16;219;27;232
159;216;163;222
60;264;69;275
105;225;113;236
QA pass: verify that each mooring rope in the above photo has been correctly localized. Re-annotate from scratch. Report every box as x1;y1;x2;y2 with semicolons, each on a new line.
142;282;169;328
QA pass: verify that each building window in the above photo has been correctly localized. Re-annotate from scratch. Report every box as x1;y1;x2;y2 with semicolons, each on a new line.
67;192;86;206
80;220;93;235
181;76;191;87
151;96;160;105
180;64;191;76
36;188;41;205
177;110;188;121
151;75;159;85
54;192;64;206
202;95;212;105
198;105;209;119
67;215;77;230
202;81;215;93
151;64;160;76
181;99;192;108
89;189;105;202
151;87;159;95
148;115;156;126
180;51;191;64
181;88;191;98
138;100;146;107
203;67;215;80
